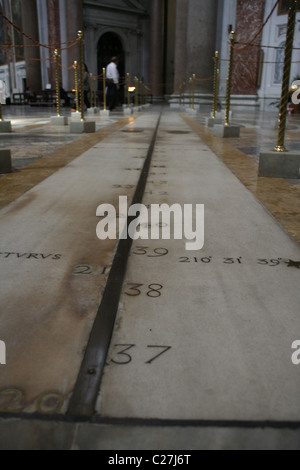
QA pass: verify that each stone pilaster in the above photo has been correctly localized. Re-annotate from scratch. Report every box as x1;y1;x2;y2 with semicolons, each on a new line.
150;0;165;99
173;0;189;94
186;0;218;93
21;0;42;94
173;0;218;94
46;0;61;88
66;0;83;91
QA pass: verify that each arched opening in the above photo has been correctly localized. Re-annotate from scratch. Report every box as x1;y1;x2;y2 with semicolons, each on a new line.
97;32;125;106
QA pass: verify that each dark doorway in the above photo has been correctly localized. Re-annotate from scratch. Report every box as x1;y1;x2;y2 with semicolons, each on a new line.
97;32;125;106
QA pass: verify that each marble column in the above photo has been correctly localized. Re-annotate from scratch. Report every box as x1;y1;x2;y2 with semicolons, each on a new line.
173;0;218;94
65;0;83;91
46;0;61;88
232;0;265;95
173;0;189;94
150;0;165;99
21;0;42;94
186;0;218;93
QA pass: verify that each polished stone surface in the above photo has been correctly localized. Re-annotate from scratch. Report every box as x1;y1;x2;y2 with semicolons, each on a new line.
98;112;300;423
0;104;299;450
232;0;265;95
189;109;300;245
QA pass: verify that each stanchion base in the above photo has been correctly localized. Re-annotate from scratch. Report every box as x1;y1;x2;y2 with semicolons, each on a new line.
50;116;68;126
0;121;12;133
186;108;198;115
71;112;82;121
87;108;99;115
205;117;223;128
133;107;142;113
0;149;12;173
123;108;133;115
216;111;233;120
100;110;110;117
213;124;241;138
70;121;96;134
259;150;300;179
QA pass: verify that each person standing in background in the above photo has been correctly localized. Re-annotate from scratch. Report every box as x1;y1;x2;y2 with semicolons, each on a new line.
106;57;120;111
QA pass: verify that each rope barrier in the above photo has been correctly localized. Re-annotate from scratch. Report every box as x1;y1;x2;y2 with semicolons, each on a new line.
231;0;280;51
235;42;298;50
1;1;298;102
0;41;78;49
0;11;79;51
220;57;300;64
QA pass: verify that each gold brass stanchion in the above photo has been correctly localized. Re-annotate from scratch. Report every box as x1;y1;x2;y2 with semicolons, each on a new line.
225;31;235;126
274;0;298;152
212;51;220;119
127;73;130;108
141;81;143;106
134;76;139;108
179;83;182;107
140;80;142;106
182;81;186;107
54;49;61;117
69;32;95;133
192;74;196;110
90;73;93;109
94;76;97;109
189;77;192;108
73;61;79;113
102;67;107;111
78;31;85;121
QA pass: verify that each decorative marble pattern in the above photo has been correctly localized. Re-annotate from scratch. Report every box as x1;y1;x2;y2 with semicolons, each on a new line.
46;0;61;88
232;0;266;95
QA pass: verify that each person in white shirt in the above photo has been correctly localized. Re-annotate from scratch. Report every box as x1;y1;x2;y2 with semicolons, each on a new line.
106;57;120;111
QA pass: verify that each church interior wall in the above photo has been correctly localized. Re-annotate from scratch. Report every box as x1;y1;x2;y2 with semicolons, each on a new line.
1;0;300;109
164;0;176;97
259;0;300;111
83;1;150;89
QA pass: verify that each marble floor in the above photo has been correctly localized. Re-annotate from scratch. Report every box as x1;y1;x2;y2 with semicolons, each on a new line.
0;104;299;450
1;104;299;244
0;106;128;169
188;108;300;245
